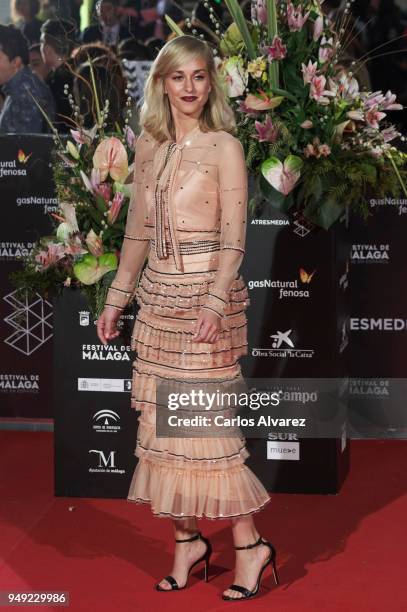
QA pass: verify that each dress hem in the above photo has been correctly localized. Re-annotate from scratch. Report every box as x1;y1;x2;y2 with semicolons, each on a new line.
125;495;272;520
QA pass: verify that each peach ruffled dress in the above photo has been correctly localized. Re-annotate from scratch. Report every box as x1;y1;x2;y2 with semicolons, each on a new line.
105;125;271;520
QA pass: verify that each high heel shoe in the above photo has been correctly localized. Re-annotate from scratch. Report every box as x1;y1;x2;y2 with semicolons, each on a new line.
222;535;279;601
155;531;212;591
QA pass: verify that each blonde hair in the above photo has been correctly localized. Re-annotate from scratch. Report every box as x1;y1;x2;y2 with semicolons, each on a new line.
139;35;236;143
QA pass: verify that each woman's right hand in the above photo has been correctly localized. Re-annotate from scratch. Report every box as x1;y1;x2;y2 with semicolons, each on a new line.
96;306;122;345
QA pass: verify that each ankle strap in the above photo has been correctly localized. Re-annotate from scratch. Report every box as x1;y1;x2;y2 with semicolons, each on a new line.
234;535;264;550
175;531;201;543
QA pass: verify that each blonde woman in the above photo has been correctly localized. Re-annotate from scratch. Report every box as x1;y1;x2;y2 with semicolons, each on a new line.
97;35;279;601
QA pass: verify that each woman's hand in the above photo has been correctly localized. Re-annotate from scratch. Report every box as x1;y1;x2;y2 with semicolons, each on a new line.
192;308;221;343
96;307;122;345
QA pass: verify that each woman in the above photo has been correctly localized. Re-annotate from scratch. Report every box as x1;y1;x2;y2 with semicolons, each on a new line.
96;35;279;601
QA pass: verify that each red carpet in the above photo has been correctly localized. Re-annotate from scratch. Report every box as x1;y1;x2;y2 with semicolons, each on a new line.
0;432;406;611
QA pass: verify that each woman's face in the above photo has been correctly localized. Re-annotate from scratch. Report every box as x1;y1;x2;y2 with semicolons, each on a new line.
162;55;212;119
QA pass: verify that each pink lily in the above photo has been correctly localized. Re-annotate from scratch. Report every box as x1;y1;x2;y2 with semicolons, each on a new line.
381;91;403;111
35;242;66;270
381;126;399;142
302;61;318;84
107;192;125;224
254;116;280;143
80;168;101;194
85;229;104;257
365;106;386;129
124;125;136;149
362;91;384;109
318;36;334;64
251;0;267;24
310;75;335;105
313;16;324;41
70;128;94;147
287;2;310;32
264;36;287;61
95;183;112;203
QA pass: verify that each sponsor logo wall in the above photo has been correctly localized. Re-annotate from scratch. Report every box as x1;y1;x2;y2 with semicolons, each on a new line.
0;136;55;418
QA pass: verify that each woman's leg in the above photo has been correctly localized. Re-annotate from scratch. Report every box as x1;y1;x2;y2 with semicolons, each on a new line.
157;517;208;590
222;515;272;600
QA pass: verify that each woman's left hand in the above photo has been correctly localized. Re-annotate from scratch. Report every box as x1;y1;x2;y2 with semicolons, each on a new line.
192;309;221;343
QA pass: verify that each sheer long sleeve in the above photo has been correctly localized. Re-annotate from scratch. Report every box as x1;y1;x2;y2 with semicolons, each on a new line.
104;138;150;311
201;136;248;318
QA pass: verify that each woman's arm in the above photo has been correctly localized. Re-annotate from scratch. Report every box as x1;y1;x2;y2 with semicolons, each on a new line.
104;137;150;312
200;136;248;318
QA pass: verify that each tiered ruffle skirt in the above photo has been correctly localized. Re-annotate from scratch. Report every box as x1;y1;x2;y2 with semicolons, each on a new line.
126;257;271;519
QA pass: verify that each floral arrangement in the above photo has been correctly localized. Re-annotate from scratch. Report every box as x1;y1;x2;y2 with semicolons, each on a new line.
10;64;136;317
170;0;407;228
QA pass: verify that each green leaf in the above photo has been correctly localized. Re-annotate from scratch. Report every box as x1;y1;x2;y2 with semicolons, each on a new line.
303;196;344;229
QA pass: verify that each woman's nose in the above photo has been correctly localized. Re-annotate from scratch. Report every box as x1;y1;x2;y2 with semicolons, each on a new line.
184;79;195;92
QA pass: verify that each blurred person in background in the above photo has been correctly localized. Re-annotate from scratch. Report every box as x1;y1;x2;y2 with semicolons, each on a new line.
29;41;51;79
40;18;77;132
0;24;54;133
11;0;42;45
81;0;132;46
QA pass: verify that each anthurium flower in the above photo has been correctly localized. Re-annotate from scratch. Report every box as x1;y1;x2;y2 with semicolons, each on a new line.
93;137;129;182
222;56;248;98
254;116;279;142
85;229;104;257
219;22;245;55
244;90;284;111
107;192;124;224
300;119;313;129
236;99;260;118
66;140;80;160
334;120;351;140
261;155;303;195
73;252;118;285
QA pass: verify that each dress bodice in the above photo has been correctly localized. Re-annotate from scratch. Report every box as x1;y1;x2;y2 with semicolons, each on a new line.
105;125;249;319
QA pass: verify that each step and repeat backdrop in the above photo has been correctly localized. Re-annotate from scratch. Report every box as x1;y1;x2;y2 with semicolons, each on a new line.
1;135;405;496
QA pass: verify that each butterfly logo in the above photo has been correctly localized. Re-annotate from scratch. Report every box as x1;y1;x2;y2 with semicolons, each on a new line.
299;268;316;284
17;149;32;164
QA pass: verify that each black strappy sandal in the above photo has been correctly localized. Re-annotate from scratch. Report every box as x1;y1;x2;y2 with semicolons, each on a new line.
155;531;212;591
222;535;279;601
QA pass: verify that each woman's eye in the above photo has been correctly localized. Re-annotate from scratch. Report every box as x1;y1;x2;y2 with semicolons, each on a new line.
172;75;205;81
